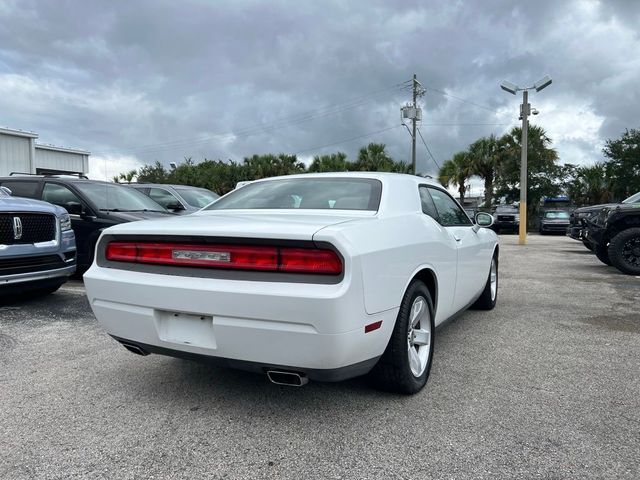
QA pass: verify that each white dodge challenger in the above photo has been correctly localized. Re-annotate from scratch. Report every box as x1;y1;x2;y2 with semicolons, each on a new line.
84;173;498;393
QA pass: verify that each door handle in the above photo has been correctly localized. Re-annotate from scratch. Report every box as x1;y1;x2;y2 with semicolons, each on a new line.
453;234;462;242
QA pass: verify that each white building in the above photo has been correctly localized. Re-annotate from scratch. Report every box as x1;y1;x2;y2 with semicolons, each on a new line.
0;126;90;177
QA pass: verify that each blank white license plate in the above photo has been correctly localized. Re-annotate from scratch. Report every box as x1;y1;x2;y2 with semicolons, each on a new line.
155;310;216;349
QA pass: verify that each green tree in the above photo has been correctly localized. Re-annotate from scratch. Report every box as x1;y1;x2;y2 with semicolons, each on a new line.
468;134;504;208
242;153;305;179
137;161;169;183
494;124;560;226
118;169;137;184
308;152;351;172
602;128;640;200
565;163;613;205
438;151;473;205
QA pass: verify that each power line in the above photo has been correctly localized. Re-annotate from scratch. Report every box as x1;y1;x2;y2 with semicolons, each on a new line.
426;87;501;115
295;125;402;155
416;126;441;172
420;122;513;126
92;84;408;157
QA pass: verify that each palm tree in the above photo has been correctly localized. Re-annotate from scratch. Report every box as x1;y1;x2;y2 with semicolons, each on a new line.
308;152;350;172
355;143;395;171
119;169;137;184
468;134;502;208
439;151;473;205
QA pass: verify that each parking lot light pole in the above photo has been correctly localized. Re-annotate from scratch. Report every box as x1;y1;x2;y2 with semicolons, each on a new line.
500;75;552;245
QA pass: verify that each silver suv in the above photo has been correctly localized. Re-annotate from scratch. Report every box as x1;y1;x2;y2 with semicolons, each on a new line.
0;186;76;297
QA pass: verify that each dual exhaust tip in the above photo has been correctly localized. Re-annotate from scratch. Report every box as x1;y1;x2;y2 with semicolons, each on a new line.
119;341;308;387
266;370;308;387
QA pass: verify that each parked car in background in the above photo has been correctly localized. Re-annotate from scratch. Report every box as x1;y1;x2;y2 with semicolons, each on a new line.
492;205;519;234
128;184;220;214
84;172;499;394
0;185;76;297
584;203;640;275
539;210;571;235
0;175;174;272
568;191;640;249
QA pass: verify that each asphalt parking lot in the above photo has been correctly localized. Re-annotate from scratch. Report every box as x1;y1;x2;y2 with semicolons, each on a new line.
1;234;638;479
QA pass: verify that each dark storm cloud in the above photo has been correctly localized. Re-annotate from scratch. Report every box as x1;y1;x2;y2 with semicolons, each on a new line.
0;0;638;178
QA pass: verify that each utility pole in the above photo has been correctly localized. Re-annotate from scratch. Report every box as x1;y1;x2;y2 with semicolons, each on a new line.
519;90;529;246
411;74;418;175
401;74;424;175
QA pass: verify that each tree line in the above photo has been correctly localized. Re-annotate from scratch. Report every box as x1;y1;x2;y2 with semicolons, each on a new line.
117;127;639;218
115;143;411;195
438;126;640;221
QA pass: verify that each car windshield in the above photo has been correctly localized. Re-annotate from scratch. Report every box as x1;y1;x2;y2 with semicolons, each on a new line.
74;182;168;212
544;211;570;219
622;192;640;204
175;187;220;208
495;206;518;212
207;177;382;211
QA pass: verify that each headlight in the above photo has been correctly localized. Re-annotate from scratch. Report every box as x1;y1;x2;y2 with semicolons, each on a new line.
60;213;72;231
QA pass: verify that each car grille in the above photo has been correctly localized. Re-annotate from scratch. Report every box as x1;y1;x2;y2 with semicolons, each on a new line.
0;213;56;245
0;254;65;276
497;215;515;222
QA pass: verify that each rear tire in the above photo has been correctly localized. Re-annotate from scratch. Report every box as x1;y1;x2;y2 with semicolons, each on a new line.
594;243;611;266
608;228;640;275
471;255;498;310
369;281;434;394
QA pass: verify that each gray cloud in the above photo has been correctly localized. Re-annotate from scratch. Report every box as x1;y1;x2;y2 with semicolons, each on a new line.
0;0;638;178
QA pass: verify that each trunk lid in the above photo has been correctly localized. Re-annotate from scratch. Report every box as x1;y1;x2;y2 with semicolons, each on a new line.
103;210;375;241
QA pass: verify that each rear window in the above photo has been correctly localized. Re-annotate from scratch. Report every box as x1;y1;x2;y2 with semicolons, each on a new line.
206;177;382;211
0;181;39;199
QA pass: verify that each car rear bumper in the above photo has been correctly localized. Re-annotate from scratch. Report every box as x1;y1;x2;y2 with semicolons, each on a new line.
540;223;569;233
84;265;397;376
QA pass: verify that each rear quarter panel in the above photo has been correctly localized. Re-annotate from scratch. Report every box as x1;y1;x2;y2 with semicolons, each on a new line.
314;213;458;324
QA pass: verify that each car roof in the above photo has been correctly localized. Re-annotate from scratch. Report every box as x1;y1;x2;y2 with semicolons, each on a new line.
0;175;112;185
245;171;440;187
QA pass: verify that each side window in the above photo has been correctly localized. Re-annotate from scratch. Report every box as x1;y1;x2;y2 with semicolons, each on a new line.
1;181;39;199
148;188;180;208
42;183;82;207
427;188;472;226
418;186;438;221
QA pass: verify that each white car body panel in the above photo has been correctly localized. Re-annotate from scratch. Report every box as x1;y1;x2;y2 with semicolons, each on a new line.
84;172;498;380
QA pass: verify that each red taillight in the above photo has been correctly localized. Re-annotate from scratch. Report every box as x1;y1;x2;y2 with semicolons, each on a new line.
279;248;342;275
105;242;342;275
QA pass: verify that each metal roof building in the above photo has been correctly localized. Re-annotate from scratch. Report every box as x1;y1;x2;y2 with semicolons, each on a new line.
0;126;90;177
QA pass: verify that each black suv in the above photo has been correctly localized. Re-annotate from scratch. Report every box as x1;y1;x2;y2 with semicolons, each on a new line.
0;175;174;272
568;191;640;250
585;204;640;275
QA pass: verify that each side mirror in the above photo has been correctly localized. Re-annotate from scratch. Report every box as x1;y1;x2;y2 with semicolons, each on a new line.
475;212;494;227
64;201;84;216
166;203;185;211
0;186;12;196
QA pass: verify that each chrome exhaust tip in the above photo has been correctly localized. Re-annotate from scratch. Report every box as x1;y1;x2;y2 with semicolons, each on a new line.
120;342;149;356
266;370;308;387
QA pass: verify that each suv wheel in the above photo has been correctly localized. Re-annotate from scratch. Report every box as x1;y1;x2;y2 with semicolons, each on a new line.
608;228;640;275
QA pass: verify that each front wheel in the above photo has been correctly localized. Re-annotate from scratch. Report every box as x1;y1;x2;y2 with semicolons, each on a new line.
369;281;434;394
608;228;640;275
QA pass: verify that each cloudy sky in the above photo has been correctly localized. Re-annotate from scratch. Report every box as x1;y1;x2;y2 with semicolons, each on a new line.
0;0;638;186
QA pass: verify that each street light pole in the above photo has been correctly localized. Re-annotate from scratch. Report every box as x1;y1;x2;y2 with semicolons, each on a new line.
500;75;552;246
519;89;529;246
